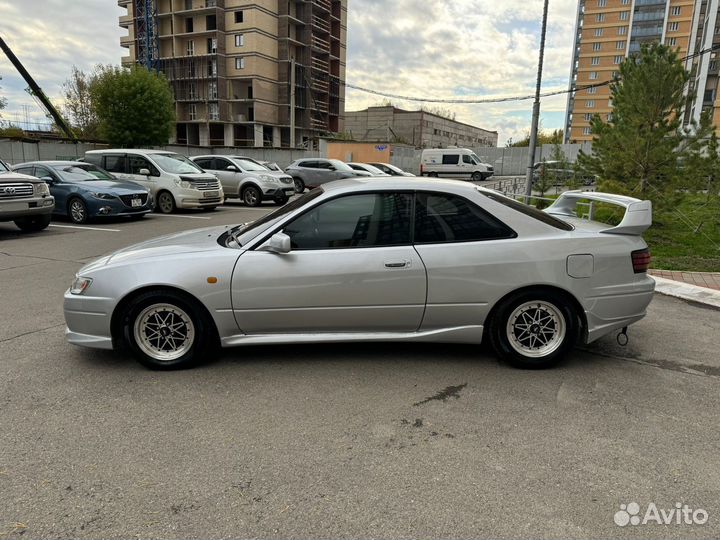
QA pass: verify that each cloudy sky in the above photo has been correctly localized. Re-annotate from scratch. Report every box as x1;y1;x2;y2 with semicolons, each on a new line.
0;0;578;145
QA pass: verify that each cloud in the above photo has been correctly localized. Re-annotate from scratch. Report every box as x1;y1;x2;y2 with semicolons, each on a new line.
345;0;577;144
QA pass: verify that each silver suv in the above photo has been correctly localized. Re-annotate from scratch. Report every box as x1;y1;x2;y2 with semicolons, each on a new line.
285;158;371;192
0;159;55;232
191;155;295;207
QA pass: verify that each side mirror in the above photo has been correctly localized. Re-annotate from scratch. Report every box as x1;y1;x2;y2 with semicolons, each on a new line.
226;165;238;172
138;168;151;176
258;232;291;254
40;176;54;184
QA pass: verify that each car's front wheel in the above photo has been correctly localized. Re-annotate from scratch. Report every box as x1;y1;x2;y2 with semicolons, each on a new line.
14;214;52;232
472;171;483;182
122;290;217;370
242;186;262;207
68;197;88;224
156;191;176;214
273;193;289;206
293;177;305;193
489;290;579;369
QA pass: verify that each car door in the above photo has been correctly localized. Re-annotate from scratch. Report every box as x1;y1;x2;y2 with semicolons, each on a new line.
213;157;242;196
411;191;517;331
231;191;427;334
32;165;70;214
125;155;161;193
297;160;318;185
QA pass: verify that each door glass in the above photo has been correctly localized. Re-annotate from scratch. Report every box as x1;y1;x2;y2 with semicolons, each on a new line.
128;156;158;176
415;193;514;243
462;154;473;164
284;193;412;250
103;155;126;173
442;154;459;165
194;158;213;170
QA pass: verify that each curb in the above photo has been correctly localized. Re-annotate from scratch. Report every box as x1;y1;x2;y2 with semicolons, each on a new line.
652;276;720;309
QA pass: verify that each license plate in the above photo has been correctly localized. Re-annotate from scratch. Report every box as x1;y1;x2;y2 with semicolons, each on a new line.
130;198;142;207
204;191;219;198
3;202;29;212
284;189;295;196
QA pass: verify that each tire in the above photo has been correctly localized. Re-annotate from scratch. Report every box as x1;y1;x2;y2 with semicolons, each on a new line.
471;171;483;182
156;191;176;214
121;290;217;370
14;214;51;232
488;289;579;369
273;193;289;206
293;177;305;193
68;197;88;224
202;206;217;212
242;185;262;207
428;172;438;178
129;213;146;221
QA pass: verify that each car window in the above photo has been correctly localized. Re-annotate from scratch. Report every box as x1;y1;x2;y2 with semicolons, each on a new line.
72;163;115;180
329;160;354;172
33;166;54;180
53;165;109;182
84;154;103;167
299;161;317;169
284;193;413;250
478;190;575;231
194;157;214;169
317;161;334;170
0;161;9;172
442;154;459;165
414;192;515;243
14;167;34;176
128;156;159;176
151;153;204;174
103;155;127;173
462;155;473;164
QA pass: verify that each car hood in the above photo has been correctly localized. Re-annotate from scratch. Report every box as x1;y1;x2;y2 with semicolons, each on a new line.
259;170;293;180
178;173;217;181
73;179;148;194
80;226;234;272
1;170;43;183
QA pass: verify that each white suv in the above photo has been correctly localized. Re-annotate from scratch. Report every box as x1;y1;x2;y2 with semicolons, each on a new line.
191;155;295;207
84;149;223;213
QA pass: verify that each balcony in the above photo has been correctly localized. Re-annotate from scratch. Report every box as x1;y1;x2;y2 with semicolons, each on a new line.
119;13;132;27
311;35;330;54
311;56;329;72
311;15;331;34
312;0;331;12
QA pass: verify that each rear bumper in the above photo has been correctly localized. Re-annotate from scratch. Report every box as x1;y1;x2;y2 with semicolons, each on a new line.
583;277;656;343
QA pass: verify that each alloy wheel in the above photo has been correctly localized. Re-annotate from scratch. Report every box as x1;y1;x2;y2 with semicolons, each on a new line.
133;303;195;362
505;300;566;358
69;199;87;223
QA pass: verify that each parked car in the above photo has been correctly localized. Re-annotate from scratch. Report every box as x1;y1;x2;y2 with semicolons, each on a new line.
84;149;223;214
420;148;494;181
64;178;655;370
191;155;295;207
367;163;415;177
13;161;152;224
0;158;54;231
285;158;371;193
532;161;596;186
260;161;283;172
347;163;391;176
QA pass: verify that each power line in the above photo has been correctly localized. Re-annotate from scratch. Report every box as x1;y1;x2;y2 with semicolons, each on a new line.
345;44;720;105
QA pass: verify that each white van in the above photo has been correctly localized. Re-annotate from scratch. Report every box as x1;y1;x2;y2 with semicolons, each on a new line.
420;148;494;181
84;149;223;213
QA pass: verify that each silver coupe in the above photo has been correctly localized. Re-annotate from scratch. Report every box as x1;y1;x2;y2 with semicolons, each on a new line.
64;178;655;370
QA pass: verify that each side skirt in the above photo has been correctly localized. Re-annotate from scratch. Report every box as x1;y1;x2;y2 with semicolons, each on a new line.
221;325;485;348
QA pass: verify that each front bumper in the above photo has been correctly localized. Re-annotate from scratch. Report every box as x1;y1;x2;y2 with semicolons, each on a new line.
64;290;115;350
261;187;295;200
1;196;55;220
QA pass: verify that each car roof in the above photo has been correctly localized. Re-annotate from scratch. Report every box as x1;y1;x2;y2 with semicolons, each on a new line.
321;176;482;194
14;160;87;168
85;149;176;155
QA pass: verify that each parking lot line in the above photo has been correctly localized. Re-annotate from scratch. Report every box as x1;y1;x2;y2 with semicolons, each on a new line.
50;224;120;232
152;214;212;220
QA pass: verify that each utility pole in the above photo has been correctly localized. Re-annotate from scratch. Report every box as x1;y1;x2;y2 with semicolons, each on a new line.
290;58;296;148
524;0;550;203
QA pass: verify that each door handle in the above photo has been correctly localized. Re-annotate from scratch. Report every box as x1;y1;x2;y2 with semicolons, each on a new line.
384;260;409;268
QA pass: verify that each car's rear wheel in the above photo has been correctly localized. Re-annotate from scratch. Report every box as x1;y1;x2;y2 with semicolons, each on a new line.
68;197;88;224
122;290;216;370
242;186;262;207
156;191;176;214
489;290;579;369
14;214;51;232
428;172;438;178
472;171;483;182
293;178;305;193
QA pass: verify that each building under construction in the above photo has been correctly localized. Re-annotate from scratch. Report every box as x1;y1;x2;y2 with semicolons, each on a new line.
119;0;347;148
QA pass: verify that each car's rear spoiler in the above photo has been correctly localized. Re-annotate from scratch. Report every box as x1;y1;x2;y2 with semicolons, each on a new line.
544;191;652;235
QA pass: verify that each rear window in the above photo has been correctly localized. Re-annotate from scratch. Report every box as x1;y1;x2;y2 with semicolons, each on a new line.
479;190;574;231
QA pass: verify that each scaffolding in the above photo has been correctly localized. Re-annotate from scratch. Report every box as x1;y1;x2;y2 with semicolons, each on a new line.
134;0;159;70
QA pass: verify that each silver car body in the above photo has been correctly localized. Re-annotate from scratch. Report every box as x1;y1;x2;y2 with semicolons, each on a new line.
190;155;295;201
64;178;655;353
347;163;391;176
285;158;372;189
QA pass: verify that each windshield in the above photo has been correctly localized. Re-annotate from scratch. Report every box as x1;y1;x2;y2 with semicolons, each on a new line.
330;160;354;172
53;165;113;182
355;164;385;175
0;160;9;172
470;153;482;165
233;158;270;172
225;187;324;247
151;153;204;174
68;163;115;180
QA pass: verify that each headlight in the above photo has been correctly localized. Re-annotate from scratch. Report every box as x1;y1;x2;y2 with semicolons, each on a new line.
259;175;277;183
70;276;93;295
35;182;50;196
91;192;116;200
174;179;194;189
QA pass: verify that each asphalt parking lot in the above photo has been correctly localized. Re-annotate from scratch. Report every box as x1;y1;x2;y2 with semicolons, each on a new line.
1;202;719;539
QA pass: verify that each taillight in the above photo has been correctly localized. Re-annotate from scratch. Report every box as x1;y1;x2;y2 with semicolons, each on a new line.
631;248;651;273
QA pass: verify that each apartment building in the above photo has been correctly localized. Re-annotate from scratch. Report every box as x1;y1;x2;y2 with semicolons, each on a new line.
119;0;347;148
344;106;498;148
565;0;719;143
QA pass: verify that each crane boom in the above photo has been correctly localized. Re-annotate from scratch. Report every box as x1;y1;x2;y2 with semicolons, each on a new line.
0;35;78;141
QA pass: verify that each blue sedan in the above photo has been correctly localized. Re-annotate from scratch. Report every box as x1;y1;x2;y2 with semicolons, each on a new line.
12;161;152;224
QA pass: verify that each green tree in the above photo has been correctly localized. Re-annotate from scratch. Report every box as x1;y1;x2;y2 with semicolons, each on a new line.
684;126;720;202
90;65;175;146
62;66;100;139
0;76;8;120
509;128;563;147
577;43;710;201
